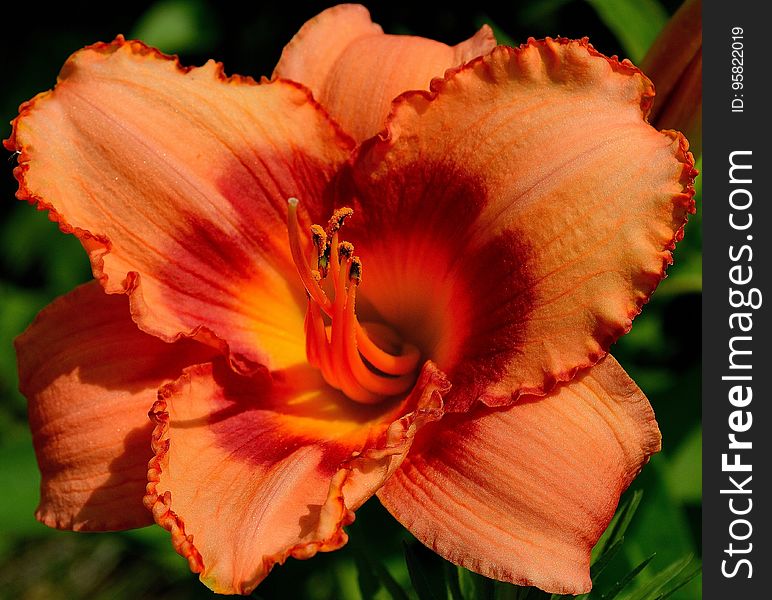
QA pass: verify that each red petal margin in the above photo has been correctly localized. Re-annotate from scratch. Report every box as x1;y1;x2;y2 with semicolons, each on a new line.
144;360;448;594
346;38;698;413
5;36;354;376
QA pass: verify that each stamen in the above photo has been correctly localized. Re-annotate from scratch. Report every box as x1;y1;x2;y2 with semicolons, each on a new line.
355;325;421;376
329;230;341;284
303;299;319;368
343;272;415;396
329;258;381;404
287;199;421;405
306;298;340;389
287;198;332;313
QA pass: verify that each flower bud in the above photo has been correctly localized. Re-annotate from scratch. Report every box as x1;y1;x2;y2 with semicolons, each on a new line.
642;0;702;154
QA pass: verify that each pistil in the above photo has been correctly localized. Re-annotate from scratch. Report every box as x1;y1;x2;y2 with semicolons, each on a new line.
287;198;420;404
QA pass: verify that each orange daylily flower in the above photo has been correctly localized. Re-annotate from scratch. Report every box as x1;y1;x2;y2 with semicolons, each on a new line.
7;5;696;596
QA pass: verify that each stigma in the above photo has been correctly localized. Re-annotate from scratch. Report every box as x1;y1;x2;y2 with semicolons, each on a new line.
287;198;420;404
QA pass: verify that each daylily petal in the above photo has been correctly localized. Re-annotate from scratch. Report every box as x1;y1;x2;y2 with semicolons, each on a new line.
346;39;697;411
378;356;660;594
145;359;448;594
273;4;496;142
642;0;702;152
6;37;354;374
16;281;216;531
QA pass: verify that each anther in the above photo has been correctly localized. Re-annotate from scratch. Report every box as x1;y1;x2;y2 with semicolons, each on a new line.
349;257;362;285
310;225;327;254
326;207;354;237
318;252;330;278
311;225;329;277
338;241;354;261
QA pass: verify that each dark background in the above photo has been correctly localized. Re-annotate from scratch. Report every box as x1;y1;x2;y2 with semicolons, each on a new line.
0;1;700;598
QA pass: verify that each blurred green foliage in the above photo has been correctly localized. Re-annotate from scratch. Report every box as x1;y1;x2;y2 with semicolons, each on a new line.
586;0;668;62
132;0;220;54
0;1;701;598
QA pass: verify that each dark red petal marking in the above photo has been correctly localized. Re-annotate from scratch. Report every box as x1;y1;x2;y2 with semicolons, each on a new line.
144;358;449;594
344;39;696;411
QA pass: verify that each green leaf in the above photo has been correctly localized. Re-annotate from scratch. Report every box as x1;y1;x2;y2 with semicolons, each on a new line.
353;548;380;600
592;490;643;561
403;541;447;600
0;205;91;294
591;538;625;580
655;257;702;297
0;429;49;544
518;0;572;28
614;314;668;355
600;555;655;600
664;427;702;503
458;567;494;600
505;584;551;600
0;283;44;413
618;555;700;600
445;562;464;600
475;15;515;47
131;0;220;54
334;559;365;600
654;564;700;600
619;458;700;599
347;522;409;600
586;0;668;62
374;560;411;600
356;549;409;600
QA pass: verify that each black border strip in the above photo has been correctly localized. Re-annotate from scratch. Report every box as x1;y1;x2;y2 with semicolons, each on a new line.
703;1;769;596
